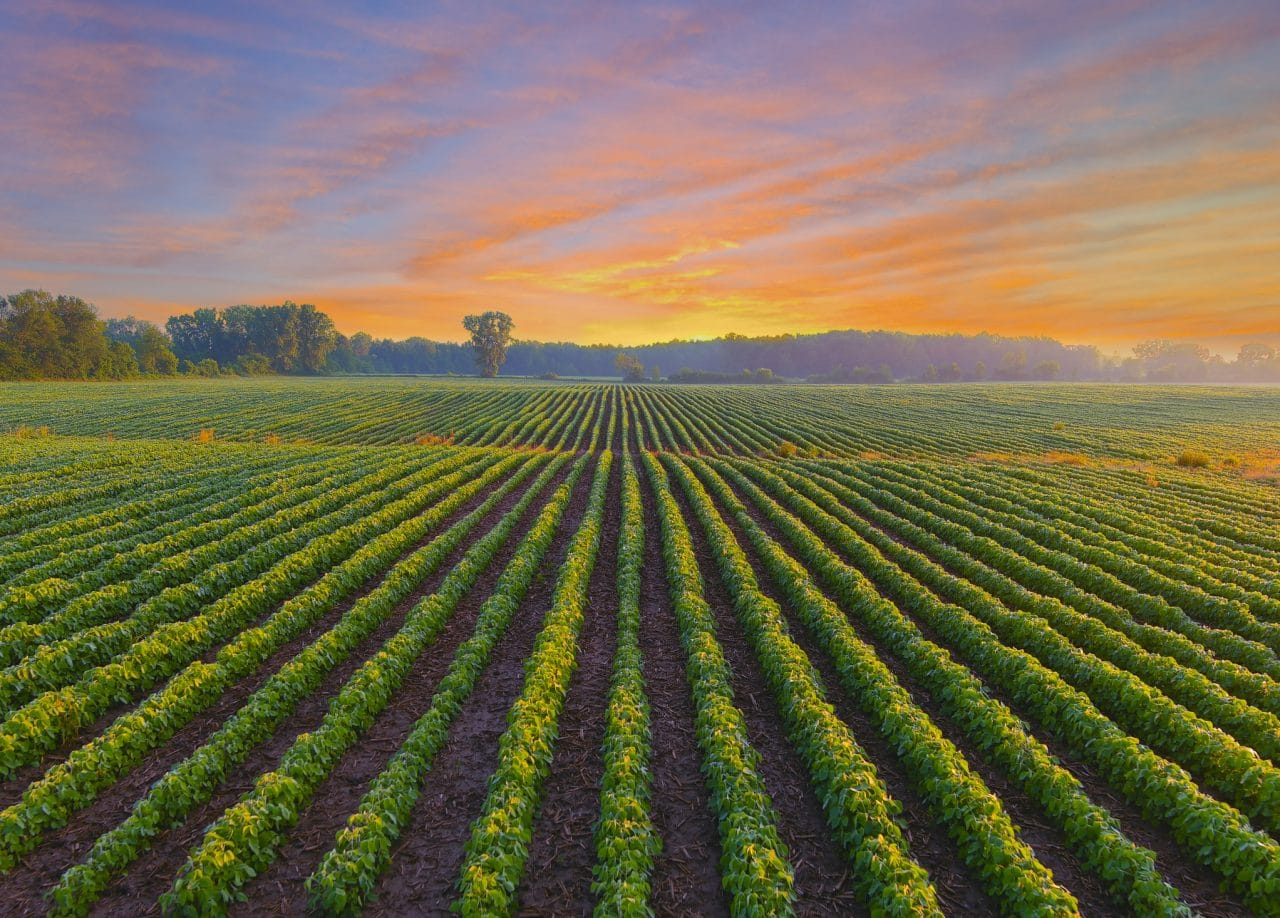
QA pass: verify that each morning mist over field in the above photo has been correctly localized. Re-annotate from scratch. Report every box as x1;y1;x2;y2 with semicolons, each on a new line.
1;1;1278;351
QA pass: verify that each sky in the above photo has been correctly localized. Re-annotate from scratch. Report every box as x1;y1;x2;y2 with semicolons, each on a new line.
0;1;1277;353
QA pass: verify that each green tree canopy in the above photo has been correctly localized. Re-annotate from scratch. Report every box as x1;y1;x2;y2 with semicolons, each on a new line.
164;302;335;373
105;316;177;374
463;311;514;377
0;290;123;379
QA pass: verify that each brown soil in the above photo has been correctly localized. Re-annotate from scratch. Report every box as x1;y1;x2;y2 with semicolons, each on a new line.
516;451;619;913
797;465;1253;917
667;469;865;915
0;461;479;808
2;460;555;917
356;456;597;916
634;457;729;916
608;390;624;455
709;466;996;915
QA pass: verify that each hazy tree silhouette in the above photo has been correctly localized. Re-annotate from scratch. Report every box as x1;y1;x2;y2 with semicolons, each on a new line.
615;352;645;381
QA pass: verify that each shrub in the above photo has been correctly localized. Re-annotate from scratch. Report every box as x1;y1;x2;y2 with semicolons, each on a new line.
189;358;221;378
234;353;273;376
1175;450;1211;468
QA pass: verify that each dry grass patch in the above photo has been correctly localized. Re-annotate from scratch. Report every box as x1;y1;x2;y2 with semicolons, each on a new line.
1241;456;1280;483
1042;451;1092;466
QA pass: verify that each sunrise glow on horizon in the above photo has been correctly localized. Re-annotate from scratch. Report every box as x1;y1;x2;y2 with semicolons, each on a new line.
1;1;1277;352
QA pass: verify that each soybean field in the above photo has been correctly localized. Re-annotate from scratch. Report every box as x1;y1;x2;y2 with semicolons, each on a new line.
2;380;1279;916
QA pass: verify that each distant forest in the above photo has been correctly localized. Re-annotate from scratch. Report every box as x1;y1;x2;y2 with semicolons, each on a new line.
3;289;1278;383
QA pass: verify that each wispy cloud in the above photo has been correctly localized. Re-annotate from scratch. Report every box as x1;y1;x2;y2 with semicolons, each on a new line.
1;0;1277;351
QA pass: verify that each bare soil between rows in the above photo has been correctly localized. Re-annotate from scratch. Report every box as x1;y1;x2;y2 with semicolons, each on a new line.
359;456;597;916
4;442;1262;917
3;457;559;917
795;460;1253;917
666;461;866;915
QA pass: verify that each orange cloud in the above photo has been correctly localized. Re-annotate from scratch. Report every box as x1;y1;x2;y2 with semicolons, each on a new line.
3;2;1279;355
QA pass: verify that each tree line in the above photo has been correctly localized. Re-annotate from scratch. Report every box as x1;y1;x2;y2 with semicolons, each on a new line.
0;292;338;380
0;291;174;380
2;289;1277;383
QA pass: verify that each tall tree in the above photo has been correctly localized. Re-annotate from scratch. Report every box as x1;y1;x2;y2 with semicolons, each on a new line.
1133;339;1211;381
136;324;178;374
0;290;112;379
463;311;514;377
1238;342;1275;366
1237;343;1277;380
615;352;645;381
166;308;223;364
297;303;338;372
104;340;140;378
996;349;1027;379
106;316;177;374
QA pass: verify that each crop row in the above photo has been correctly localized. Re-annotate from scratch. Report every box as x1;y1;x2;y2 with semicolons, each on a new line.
42;451;556;915
641;450;796;915
0;449;496;775
590;434;659;915
161;453;591;913
8;380;1280;461
680;455;1081;916
453;450;612;914
0;450;532;877
751;460;1280;910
